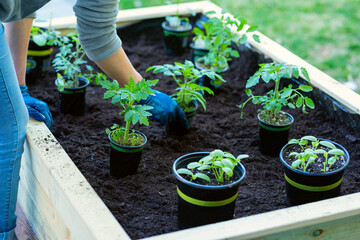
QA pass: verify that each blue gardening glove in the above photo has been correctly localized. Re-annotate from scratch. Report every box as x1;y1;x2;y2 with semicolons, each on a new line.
20;85;53;130
140;89;188;128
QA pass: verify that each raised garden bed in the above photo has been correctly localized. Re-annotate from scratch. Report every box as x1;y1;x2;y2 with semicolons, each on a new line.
17;2;360;240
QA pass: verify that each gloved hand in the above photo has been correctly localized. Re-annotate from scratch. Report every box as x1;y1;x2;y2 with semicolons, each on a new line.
140;89;188;129
20;85;53;130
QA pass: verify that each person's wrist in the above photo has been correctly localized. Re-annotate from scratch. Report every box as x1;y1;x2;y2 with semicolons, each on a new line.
19;85;28;92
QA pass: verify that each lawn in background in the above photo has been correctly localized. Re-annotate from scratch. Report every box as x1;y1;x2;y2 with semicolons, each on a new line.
119;0;359;92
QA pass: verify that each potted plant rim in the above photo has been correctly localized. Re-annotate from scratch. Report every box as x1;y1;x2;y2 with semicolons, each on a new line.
193;11;260;91
146;60;224;134
27;24;60;83
238;62;315;156
173;149;248;227
52;31;106;115
99;77;158;177
280;136;350;205
162;0;194;56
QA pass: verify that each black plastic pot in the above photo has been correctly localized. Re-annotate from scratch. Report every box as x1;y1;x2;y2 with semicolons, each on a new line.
108;130;147;178
162;21;192;56
280;139;350;205
258;112;294;156
172;152;246;228
189;43;209;64
166;100;198;136
26;39;53;84
55;76;90;115
195;60;227;92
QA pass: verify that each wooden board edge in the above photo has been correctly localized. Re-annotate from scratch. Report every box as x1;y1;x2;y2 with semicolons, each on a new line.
22;119;130;240
15;202;40;240
141;192;360;240
34;1;211;29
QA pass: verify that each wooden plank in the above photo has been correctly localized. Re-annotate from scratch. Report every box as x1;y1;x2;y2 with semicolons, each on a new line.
141;193;360;240
17;145;73;240
34;1;211;30
18;119;130;240
15;203;39;240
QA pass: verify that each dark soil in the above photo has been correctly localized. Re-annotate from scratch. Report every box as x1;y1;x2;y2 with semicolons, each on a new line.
28;18;360;239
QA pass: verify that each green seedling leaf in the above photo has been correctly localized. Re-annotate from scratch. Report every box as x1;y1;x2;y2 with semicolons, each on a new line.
314;149;327;155
300;67;310;82
296;97;303;108
224;153;236;160
222;167;233;177
328;156;337;165
237;154;249;160
328;149;344;155
289;152;299;158
252;34;260;43
195;172;211;182
288;139;300;145
299;85;313;92
177;168;193;176
221;158;234;169
292;160;302;169
187;162;201;169
308;156;316;164
214;161;223;168
198;165;212;171
319;141;336;149
301;136;317;142
246;25;258;32
304;97;315;109
211;149;224;159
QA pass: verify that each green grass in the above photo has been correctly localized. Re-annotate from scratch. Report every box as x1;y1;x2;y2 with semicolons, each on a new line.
119;0;360;92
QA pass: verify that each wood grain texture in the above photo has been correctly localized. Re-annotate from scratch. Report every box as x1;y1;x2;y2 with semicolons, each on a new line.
15;202;39;240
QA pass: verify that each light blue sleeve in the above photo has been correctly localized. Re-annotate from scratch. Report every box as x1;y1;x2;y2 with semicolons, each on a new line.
0;0;49;22
73;0;122;62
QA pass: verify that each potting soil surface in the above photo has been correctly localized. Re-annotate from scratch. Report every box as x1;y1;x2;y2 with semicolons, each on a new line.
29;19;360;239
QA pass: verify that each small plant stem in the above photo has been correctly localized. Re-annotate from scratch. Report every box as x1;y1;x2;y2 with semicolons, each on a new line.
124;120;131;144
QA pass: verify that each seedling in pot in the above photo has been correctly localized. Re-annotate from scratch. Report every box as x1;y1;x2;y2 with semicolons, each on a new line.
288;136;345;173
30;26;61;47
238;62;315;125
177;149;249;183
146;60;223;112
100;77;158;146
165;0;193;29
194;11;260;72
52;31;107;91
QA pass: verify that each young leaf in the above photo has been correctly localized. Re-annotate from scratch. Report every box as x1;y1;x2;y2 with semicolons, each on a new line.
252;34;260;43
221;158;234;169
187;162;201;169
328;157;337;165
299;85;313;92
304;97;315;109
195;172;211;182
177;168;194;176
291;160;302;169
222;167;233;177
301;136;317;142
328;149;344;155
300;67;310;82
319;141;336;149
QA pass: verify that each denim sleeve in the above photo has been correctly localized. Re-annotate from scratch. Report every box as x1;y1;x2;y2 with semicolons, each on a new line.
73;0;122;62
0;0;49;22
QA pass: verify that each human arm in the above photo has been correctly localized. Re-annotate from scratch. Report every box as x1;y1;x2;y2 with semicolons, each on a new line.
4;18;53;129
74;0;188;126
